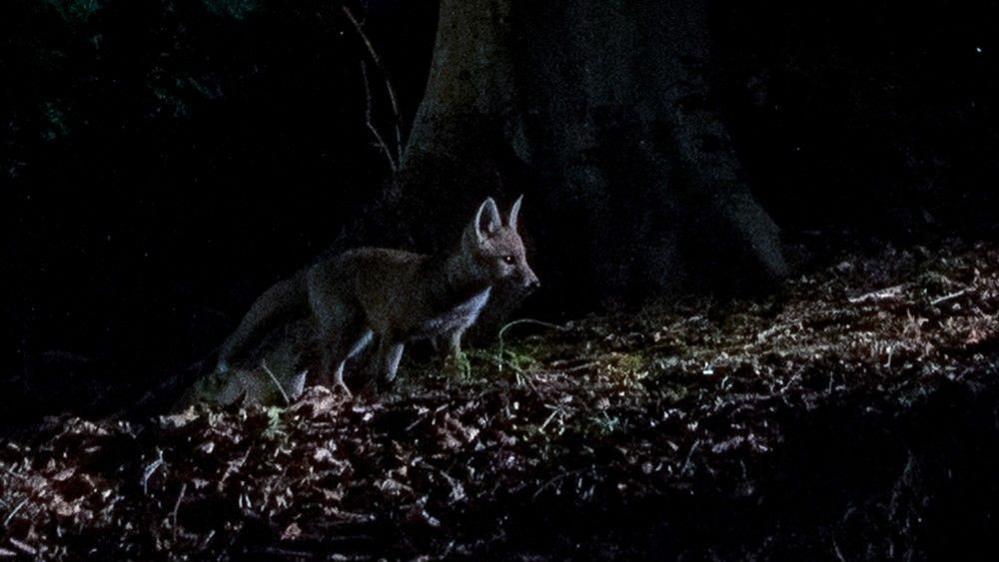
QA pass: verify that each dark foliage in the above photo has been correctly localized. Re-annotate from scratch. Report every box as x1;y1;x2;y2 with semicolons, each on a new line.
2;0;438;419
714;0;999;230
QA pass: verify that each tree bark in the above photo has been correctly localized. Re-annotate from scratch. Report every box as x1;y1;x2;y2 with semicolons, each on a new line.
392;0;788;310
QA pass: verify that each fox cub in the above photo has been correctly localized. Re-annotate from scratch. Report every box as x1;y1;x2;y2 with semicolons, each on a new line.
215;196;539;397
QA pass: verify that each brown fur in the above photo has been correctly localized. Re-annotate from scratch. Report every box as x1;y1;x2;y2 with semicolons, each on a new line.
215;197;538;397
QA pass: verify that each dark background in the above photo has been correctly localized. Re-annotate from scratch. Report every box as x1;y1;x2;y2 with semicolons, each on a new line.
3;0;998;419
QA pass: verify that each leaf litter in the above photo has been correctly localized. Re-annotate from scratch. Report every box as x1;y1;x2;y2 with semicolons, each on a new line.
1;239;997;560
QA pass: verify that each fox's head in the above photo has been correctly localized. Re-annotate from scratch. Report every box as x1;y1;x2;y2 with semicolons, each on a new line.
461;196;540;291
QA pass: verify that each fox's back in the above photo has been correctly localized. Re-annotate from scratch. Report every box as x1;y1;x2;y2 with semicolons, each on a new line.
311;248;426;325
335;247;426;287
322;246;491;338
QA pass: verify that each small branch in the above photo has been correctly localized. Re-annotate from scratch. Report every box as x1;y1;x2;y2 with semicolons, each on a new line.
141;449;165;495
930;288;969;307
680;439;702;476
754;323;784;343
245;546;313;559
260;360;292;406
172;482;188;541
538;405;565;434
848;284;906;304
359;62;398;172
3;497;28;527
499;319;569;340
533;467;589;500
497;319;569;374
559;360;601;374
832;535;847;562
7;539;36;556
342;5;404;163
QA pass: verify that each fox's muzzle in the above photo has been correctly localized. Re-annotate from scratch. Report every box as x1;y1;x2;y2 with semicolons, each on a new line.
522;269;541;291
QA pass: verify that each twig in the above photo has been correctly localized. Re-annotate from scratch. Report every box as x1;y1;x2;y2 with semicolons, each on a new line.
538;406;565;434
245;546;313;559
848;284;906;304
559;360;601;374
4;468;25;481
680;439;702;476
754;323;784;343
516;370;539;393
3;498;28;527
141;449;165;495
533;467;588;500
931;288;969;307
497;319;568;374
499;318;569;339
359;62;398;172
260;360;291;406
172;482;188;541
832;535;847;562
7;539;35;556
342;5;404;163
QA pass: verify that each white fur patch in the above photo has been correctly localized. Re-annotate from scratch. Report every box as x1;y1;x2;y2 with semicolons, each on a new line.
416;287;492;338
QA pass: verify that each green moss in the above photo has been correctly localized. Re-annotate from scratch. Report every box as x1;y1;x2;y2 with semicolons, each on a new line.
262;406;288;440
44;0;105;21
203;0;260;20
40;101;70;142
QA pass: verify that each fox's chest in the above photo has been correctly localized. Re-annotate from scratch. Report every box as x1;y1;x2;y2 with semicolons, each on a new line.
413;288;491;338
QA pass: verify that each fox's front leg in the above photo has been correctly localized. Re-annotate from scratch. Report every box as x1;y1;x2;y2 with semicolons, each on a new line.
374;335;405;390
442;328;469;378
446;329;464;363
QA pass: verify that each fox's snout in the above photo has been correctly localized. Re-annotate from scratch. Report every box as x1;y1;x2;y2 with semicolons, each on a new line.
522;268;541;291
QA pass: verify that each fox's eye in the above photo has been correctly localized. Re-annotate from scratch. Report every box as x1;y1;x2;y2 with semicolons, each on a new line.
502;255;515;265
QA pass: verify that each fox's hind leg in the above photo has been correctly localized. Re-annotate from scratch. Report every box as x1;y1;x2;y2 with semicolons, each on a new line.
331;329;372;394
313;297;369;396
318;324;368;396
373;335;405;391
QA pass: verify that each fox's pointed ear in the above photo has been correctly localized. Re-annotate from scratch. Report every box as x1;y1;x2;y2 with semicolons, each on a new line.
471;197;502;242
508;194;523;232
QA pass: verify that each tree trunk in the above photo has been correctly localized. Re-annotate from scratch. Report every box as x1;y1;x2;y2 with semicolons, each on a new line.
393;0;788;311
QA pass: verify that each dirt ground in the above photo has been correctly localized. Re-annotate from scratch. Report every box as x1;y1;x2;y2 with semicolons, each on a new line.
1;238;997;560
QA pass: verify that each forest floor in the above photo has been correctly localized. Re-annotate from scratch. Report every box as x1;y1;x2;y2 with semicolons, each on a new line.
1;238;998;560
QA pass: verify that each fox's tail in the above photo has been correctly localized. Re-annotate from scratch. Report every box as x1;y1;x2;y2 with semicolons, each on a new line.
116;270;310;418
215;269;309;372
114;344;221;419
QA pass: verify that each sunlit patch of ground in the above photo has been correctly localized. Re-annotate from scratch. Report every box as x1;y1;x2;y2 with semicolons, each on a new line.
1;239;997;560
